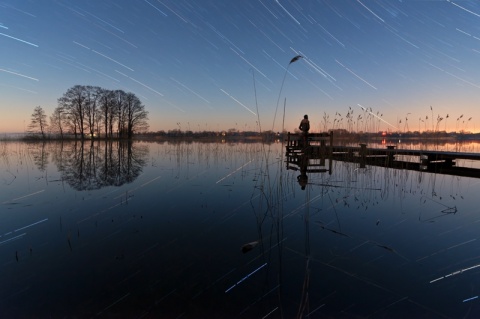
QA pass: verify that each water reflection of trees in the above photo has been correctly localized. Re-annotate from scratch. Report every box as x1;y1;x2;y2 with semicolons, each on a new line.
51;140;148;190
27;141;50;172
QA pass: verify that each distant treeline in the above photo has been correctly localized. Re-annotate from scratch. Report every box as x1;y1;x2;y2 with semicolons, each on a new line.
27;85;149;140
138;128;480;141
138;129;281;142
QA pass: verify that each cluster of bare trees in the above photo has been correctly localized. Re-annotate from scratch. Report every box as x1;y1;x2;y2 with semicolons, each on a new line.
29;85;149;139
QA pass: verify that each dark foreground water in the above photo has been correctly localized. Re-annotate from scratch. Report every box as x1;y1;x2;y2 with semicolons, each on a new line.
1;140;480;318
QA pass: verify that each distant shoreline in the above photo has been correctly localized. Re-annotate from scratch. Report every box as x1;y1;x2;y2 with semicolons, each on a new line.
1;130;480;143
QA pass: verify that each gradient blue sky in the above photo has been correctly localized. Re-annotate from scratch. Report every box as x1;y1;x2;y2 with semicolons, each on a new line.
1;0;480;133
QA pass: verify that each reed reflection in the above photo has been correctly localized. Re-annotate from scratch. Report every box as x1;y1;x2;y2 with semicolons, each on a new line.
249;137;480;317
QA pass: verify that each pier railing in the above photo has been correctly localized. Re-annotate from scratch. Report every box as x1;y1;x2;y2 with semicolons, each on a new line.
285;132;333;157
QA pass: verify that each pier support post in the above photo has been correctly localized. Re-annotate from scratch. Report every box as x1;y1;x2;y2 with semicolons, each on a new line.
329;132;333;157
320;139;326;156
420;154;430;170
386;145;395;166
359;143;367;168
329;131;333;174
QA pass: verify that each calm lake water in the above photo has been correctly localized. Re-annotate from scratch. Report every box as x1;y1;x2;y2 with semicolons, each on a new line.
1;140;480;318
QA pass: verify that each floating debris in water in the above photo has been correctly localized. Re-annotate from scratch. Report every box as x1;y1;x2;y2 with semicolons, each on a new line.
441;206;457;214
241;240;259;253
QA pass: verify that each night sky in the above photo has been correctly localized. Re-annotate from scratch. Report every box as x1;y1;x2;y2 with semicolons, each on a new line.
1;0;480;134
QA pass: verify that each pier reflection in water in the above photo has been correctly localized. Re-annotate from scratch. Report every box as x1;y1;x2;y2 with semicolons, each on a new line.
0;140;480;317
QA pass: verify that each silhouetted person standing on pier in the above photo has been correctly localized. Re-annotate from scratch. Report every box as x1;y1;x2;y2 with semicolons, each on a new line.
299;114;310;147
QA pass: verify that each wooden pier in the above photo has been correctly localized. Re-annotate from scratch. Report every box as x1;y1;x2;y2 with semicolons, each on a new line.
285;132;480;178
285;132;333;174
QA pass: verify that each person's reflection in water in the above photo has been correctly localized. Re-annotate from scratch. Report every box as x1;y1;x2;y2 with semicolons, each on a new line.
297;154;308;190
